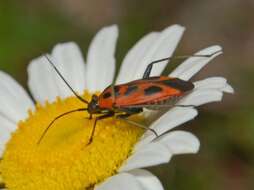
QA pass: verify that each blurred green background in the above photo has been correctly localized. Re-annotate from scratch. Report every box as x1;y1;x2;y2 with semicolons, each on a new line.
0;0;253;189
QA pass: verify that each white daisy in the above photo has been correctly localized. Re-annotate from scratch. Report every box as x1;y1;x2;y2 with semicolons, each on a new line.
0;25;233;190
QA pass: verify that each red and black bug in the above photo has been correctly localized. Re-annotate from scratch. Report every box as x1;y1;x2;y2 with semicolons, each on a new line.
37;51;220;145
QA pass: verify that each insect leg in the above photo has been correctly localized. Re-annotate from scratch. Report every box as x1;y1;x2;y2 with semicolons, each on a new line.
84;113;92;120
87;111;115;145
142;51;222;79
116;113;158;137
175;104;195;108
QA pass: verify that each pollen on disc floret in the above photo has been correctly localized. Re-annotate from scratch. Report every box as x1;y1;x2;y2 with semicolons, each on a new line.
0;91;144;190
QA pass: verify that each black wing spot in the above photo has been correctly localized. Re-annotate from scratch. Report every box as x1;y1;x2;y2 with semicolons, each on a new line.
103;85;121;99
103;92;111;99
162;78;194;92
144;86;162;96
125;85;138;96
114;86;120;96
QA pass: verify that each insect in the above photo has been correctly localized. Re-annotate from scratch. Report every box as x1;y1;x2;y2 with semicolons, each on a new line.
37;51;220;145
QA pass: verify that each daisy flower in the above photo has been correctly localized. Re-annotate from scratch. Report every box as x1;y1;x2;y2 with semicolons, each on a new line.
0;25;233;190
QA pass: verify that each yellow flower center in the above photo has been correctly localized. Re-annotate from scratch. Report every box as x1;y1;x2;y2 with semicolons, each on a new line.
0;91;144;190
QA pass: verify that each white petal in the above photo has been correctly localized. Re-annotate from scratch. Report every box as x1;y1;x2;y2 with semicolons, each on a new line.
86;25;118;92
117;25;185;84
128;169;164;190
0;71;34;122
177;89;223;106
117;32;159;84
0;116;14;156
95;173;142;190
51;42;86;96
169;46;222;80
194;77;227;90
134;25;185;79
28;42;86;103
0;115;16;132
135;107;198;149
151;107;198;134
223;84;234;93
96;170;163;190
155;131;200;154
28;56;60;103
194;77;234;94
119;143;171;172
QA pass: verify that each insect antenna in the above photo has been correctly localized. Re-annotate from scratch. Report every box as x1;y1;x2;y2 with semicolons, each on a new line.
37;108;87;145
44;55;89;104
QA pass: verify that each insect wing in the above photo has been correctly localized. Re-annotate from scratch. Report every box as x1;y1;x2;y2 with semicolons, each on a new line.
98;77;193;109
114;77;193;107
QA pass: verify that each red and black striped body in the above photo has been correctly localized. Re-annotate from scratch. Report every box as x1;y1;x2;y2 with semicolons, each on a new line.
98;76;194;110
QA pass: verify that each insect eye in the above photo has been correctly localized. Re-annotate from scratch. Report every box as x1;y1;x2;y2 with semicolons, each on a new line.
92;95;99;101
